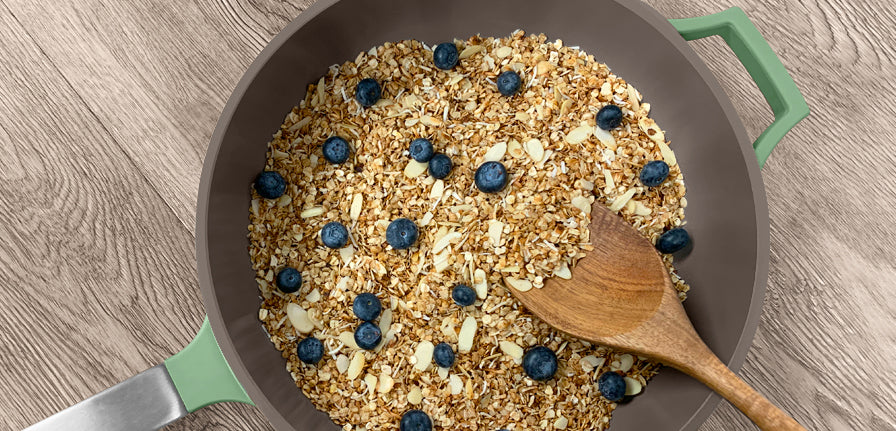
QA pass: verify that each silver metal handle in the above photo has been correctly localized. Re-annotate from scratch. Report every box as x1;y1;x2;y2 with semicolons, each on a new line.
24;365;188;431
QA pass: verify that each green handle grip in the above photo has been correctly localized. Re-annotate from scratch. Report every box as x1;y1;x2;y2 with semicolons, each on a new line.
669;7;810;168
163;317;252;411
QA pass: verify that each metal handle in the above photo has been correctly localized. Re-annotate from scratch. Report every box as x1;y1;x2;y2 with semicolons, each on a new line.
25;317;251;430
669;7;810;168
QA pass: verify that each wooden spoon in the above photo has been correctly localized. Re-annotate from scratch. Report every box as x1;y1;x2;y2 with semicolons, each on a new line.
507;202;806;431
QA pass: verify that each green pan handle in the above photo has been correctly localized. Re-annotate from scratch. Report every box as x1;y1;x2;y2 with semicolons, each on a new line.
669;7;810;168
164;316;253;411
26;317;251;430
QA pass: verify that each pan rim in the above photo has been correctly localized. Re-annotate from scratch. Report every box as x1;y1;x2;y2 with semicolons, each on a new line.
196;0;770;430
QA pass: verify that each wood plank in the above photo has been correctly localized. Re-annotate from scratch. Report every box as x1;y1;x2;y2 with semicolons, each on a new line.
1;0;313;235
0;3;270;430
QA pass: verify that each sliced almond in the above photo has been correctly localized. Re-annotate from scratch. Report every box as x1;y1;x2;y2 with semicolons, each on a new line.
420;115;442;127
499;341;524;360
593;126;617;151
287;116;311;133
404;160;428;178
627;85;641;111
433;231;461;254
483;141;507;162
430;179;445;199
473;268;488;299
571;195;593;214
378;308;393;337
638;117;665;142
624;376;643;396
487;220;504;246
554;416;569;430
446;73;465;86
565;125;592;144
335;354;350;373
347;351;365;380
608;188;637;212
494;46;513;59
549;95;567;116
632;200;652;216
300;207;325;218
364;374;378;396
286;303;314;334
433;249;451;273
437;366;449;380
272;149;289;160
449;374;463;395
554;263;572;280
505;277;533;292
407;386;423;405
420;211;434;226
657;141;677;166
350;193;363;220
524;138;544;162
507;139;525;158
338;331;360;350
603;169;615;193
459;44;484;59
514;112;530;121
618;353;635;373
377;373;394;393
457;316;477;353
536;60;555;75
412;341;435;371
306;288;321;303
339;245;355;265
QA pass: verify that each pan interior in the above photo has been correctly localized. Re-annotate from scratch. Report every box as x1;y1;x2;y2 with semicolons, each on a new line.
198;0;767;429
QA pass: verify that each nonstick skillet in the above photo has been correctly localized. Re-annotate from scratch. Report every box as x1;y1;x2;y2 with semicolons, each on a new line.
25;1;808;430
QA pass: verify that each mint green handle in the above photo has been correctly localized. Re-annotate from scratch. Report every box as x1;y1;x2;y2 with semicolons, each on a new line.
164;316;253;411
669;7;810;168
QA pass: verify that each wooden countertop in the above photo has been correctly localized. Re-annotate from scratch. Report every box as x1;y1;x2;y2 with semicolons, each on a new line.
1;0;893;430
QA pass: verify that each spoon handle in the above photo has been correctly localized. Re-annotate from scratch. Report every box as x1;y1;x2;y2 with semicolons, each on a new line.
674;343;806;431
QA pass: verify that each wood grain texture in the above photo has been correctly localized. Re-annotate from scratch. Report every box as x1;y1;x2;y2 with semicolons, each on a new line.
0;0;893;430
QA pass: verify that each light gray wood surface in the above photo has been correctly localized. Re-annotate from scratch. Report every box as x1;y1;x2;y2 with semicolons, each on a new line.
0;0;893;430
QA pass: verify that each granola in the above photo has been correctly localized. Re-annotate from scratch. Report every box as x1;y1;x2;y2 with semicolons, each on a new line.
249;31;688;431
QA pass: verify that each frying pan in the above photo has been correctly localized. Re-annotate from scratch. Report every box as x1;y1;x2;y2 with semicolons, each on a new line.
25;0;809;430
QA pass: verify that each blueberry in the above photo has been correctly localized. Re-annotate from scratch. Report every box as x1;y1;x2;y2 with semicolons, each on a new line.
322;136;351;164
354;321;382;350
409;138;435;162
656;228;690;254
433;42;459;70
275;267;302;293
433;342;455;368
320;221;349;249
639;160;670;187
254;171;286;199
474;161;509;193
296;337;324;364
597;104;624;130
355;78;381;107
400;409;432;431
522;346;558;381
352;292;382;322
451;284;476;307
428;153;453;179
496;70;522;96
598;371;627;402
386;218;419;250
